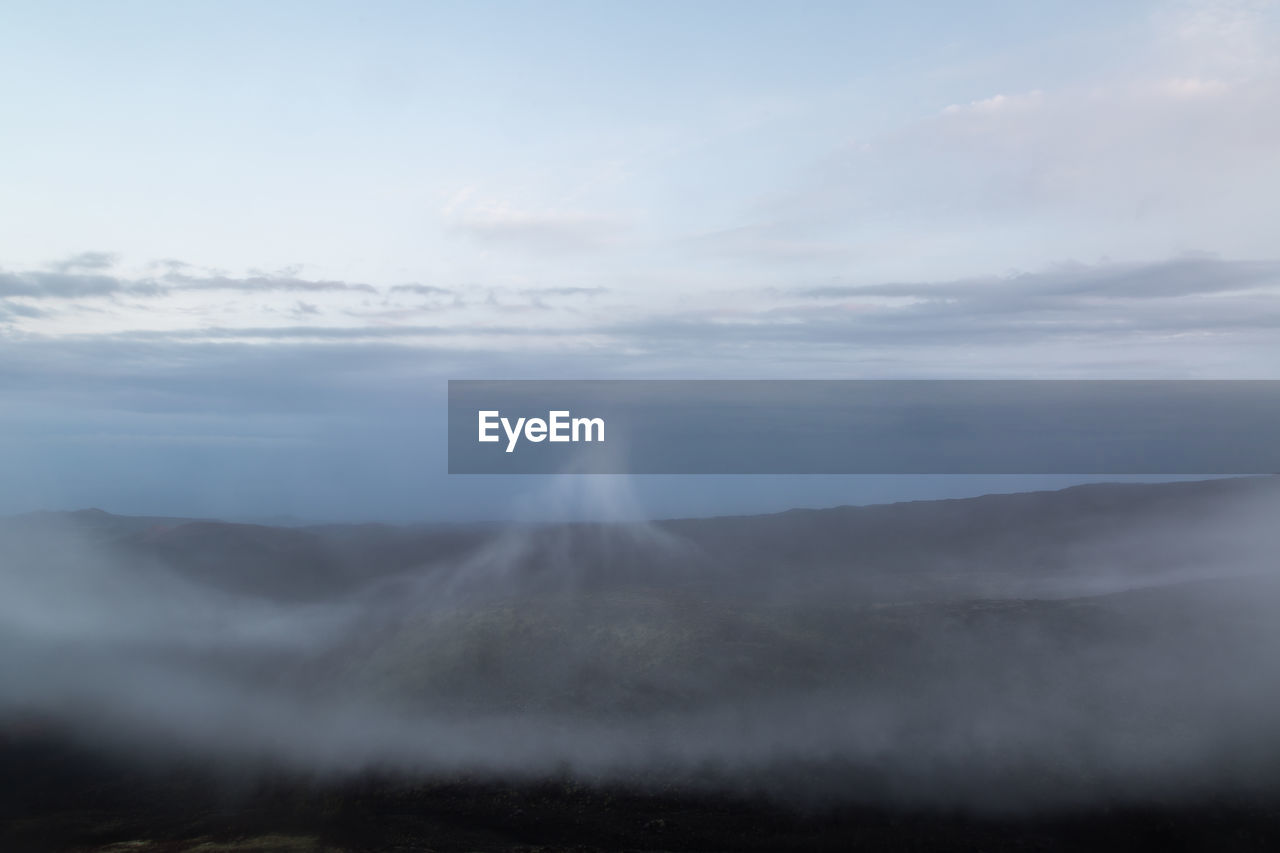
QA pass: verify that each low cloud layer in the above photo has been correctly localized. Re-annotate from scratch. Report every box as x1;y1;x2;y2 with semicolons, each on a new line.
3;479;1280;811
3;253;1276;354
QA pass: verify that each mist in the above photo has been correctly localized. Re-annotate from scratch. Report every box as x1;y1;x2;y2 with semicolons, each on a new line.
3;477;1280;814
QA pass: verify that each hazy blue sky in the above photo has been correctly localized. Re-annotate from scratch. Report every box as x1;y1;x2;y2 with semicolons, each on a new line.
1;1;1277;520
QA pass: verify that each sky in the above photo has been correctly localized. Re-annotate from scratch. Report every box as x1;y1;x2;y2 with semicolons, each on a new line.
1;0;1278;520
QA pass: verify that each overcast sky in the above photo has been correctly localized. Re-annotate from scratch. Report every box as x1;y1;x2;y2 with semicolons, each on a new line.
1;0;1277;520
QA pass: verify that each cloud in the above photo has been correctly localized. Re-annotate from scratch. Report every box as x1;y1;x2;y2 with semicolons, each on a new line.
0;271;165;299
744;9;1280;266
78;324;556;342
0;266;385;302
47;251;119;272
0;256;623;341
566;256;1280;373
519;286;609;297
0;266;612;309
373;284;608;316
0;301;47;321
941;90;1045;116
917;72;1280;220
1160;0;1279;82
797;257;1280;301
2;254;1277;391
1158;76;1231;98
389;284;457;296
448;199;626;253
682;224;856;266
163;272;379;294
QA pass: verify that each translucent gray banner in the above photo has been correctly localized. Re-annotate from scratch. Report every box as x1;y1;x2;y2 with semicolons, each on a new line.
447;380;1280;474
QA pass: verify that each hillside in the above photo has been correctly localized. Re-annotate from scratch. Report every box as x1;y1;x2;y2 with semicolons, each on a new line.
3;477;1280;850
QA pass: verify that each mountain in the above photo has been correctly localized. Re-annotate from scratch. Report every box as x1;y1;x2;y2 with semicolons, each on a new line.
11;475;1276;603
5;477;1280;849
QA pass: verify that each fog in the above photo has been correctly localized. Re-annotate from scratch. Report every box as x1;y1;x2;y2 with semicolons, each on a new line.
2;477;1280;813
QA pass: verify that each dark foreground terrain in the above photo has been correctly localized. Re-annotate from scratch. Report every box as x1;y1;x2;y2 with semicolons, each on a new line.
7;735;1280;852
4;477;1280;851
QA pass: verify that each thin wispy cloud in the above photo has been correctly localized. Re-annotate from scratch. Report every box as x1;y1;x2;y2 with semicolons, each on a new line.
47;250;119;272
1;255;1274;381
795;258;1280;301
453;207;628;253
0;271;165;299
